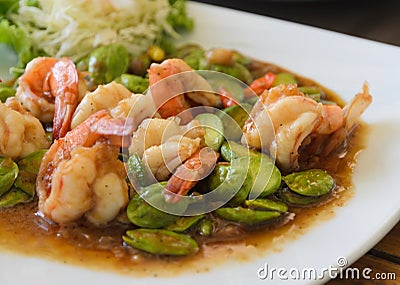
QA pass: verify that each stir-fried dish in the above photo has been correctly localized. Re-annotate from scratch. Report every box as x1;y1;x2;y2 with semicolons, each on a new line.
0;0;372;274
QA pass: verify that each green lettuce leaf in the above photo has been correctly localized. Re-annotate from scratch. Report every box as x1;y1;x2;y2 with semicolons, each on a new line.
0;0;18;16
167;0;194;32
0;19;38;76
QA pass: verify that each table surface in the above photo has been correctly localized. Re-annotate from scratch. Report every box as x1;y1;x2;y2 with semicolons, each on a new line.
193;1;400;284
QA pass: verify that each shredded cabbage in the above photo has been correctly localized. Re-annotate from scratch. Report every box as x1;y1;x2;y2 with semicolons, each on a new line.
8;0;184;61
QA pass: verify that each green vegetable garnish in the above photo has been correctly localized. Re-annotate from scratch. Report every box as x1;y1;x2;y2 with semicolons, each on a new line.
0;19;38;76
165;214;205;232
194;113;224;151
0;157;18;196
215;207;281;225
127;153;150;187
127;194;178;229
218;103;252;141
0;187;30;208
123;228;198;256
282;169;335;197
0;86;16;102
245;198;288;213
197;219;213;237
88;43;129;85
119;74;149;94
272;72;298;86
277;188;321;206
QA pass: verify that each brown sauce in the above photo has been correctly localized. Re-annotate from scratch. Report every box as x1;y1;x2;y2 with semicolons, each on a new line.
0;61;370;277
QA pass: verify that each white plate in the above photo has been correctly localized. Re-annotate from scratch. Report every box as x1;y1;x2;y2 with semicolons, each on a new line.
1;2;400;285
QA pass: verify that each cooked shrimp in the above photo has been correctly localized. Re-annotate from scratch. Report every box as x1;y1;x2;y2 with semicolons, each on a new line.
267;95;325;170
317;83;372;156
314;104;344;135
16;57;58;122
141;135;202;181
149;58;218;121
242;83;372;171
71;82;131;127
36;109;135;225
258;84;345;134
259;83;304;105
47;143;128;225
72;81;157;130
0;98;50;159
16;57;86;139
343;83;372;131
164;147;219;203
242;84;317;151
274;110;322;171
109;94;156;125
129;117;205;157
241;84;308;150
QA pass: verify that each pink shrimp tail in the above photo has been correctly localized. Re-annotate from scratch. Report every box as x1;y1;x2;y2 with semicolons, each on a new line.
51;58;80;140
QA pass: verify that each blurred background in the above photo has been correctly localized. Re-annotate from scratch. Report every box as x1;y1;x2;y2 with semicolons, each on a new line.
192;0;400;47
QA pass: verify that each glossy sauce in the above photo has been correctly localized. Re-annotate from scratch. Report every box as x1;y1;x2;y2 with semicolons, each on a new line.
0;61;370;277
